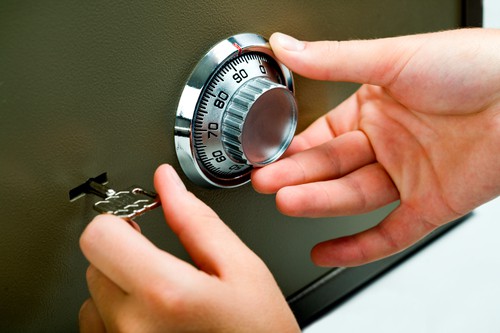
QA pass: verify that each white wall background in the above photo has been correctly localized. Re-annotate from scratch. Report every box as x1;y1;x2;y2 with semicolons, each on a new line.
484;0;500;28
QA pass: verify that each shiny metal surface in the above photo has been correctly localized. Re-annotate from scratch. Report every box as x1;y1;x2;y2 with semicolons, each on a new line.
93;186;160;219
70;174;160;219
223;77;297;166
175;33;295;188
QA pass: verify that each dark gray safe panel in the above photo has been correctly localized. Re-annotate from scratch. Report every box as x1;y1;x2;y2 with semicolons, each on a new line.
0;1;471;331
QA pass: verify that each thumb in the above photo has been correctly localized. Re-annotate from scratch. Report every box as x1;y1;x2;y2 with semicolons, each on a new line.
154;164;257;276
269;32;424;86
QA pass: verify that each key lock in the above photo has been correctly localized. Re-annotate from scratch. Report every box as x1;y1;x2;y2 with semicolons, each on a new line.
70;34;297;220
175;33;298;188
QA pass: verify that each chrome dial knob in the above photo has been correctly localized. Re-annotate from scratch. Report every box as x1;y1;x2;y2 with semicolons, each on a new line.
175;33;298;188
221;77;297;166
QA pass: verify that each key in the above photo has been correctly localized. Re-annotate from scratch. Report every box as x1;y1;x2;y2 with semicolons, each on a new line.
69;173;161;221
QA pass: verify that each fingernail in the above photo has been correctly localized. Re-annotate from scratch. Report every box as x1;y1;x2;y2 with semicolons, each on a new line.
273;32;305;51
166;164;186;190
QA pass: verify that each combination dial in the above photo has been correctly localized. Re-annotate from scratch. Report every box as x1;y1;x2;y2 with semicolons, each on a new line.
175;33;297;188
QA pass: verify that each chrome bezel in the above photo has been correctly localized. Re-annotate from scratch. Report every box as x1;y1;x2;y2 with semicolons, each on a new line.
174;33;294;188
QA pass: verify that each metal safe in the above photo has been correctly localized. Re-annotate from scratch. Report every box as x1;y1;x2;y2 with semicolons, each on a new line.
0;1;480;331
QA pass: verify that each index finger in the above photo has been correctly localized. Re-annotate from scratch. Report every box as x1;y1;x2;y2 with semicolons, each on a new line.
252;130;375;194
155;164;259;278
80;214;199;293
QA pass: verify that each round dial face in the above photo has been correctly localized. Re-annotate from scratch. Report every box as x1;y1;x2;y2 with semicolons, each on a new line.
194;53;285;181
175;34;296;188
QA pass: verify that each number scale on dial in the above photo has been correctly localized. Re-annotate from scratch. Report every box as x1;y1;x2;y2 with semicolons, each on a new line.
192;52;284;179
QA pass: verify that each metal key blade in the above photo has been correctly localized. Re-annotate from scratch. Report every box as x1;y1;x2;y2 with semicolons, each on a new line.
70;173;161;221
94;186;160;219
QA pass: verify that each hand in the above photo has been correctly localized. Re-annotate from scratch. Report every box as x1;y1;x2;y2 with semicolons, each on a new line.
79;164;300;333
252;29;500;267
